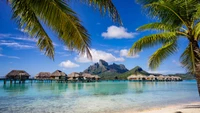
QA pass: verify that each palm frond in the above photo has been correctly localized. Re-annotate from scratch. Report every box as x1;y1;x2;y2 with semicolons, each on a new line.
129;32;177;55
193;22;200;40
193;4;200;21
37;0;91;58
180;43;195;73
137;22;177;32
9;0;121;59
79;0;122;24
144;1;187;27
149;40;177;70
11;0;55;59
11;0;93;59
140;0;198;28
135;0;159;5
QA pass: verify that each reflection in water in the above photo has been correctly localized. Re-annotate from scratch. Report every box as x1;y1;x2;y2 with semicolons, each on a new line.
0;81;199;113
2;84;29;96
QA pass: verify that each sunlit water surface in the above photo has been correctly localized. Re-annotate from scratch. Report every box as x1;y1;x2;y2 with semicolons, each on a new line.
0;80;199;113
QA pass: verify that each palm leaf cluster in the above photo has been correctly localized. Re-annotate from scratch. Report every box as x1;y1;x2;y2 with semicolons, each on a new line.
8;0;121;59
130;0;200;73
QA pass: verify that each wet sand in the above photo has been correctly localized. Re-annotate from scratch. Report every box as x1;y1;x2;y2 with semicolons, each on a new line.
115;101;200;113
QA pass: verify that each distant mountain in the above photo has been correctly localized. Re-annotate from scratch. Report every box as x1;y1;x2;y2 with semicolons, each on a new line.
83;60;152;80
83;59;128;79
83;60;195;80
118;66;150;79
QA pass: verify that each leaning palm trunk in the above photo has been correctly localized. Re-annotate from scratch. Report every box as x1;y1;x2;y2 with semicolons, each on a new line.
196;70;200;96
132;0;200;96
191;40;200;96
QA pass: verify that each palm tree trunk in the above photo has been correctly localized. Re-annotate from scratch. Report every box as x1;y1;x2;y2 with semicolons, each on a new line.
195;59;200;96
196;71;200;96
191;40;200;96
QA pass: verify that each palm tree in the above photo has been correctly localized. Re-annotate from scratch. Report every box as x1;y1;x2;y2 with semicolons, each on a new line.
7;0;121;59
129;0;200;96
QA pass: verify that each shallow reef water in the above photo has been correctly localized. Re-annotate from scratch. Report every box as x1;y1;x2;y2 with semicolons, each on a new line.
0;80;199;113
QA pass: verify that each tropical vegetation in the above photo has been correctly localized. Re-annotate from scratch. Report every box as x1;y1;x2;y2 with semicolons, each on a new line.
7;0;121;59
130;0;200;95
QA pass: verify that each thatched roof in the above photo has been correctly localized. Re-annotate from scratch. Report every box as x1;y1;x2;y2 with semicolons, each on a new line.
93;75;100;79
157;75;165;80
146;75;156;80
82;73;94;78
35;72;51;78
127;75;138;79
68;72;82;78
137;74;147;78
68;77;74;81
51;70;67;77
148;75;156;78
171;76;182;80
164;76;171;80
6;70;30;78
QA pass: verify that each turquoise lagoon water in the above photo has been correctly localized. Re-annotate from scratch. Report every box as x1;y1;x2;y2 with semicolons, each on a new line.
0;80;199;113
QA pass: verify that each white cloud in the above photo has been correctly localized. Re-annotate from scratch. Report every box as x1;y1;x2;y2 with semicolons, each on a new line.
56;52;71;57
6;56;20;59
0;34;11;38
102;26;137;39
75;49;124;63
63;46;72;51
0;54;20;59
172;60;183;66
53;42;58;47
59;60;80;68
0;33;37;42
0;42;34;49
19;28;28;33
120;49;139;58
107;49;120;53
13;37;37;42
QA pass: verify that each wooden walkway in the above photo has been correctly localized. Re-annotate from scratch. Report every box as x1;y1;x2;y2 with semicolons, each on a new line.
0;78;67;84
0;78;101;84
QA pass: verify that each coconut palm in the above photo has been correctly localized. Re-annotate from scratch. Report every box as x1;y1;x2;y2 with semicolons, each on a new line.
7;0;121;59
129;0;200;95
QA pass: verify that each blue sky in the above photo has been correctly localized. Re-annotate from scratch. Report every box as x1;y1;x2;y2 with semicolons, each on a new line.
0;0;187;77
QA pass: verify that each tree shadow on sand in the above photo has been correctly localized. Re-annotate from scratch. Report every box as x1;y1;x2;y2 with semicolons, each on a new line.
175;104;200;113
183;105;200;109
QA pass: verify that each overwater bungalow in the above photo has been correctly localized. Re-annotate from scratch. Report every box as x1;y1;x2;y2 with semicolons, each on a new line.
127;75;139;80
137;75;147;81
67;77;74;81
176;76;182;81
171;76;182;81
93;75;101;81
82;73;95;81
35;72;51;80
50;70;67;81
68;72;83;81
156;75;165;81
6;70;30;80
127;74;146;81
146;75;156;81
5;70;30;83
82;73;101;81
127;74;182;82
164;76;172;81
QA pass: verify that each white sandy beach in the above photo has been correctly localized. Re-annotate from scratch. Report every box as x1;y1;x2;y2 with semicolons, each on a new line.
115;101;200;113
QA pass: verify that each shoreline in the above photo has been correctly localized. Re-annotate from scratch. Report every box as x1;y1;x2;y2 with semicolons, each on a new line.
115;101;200;113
